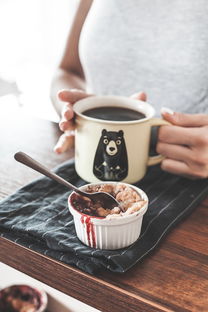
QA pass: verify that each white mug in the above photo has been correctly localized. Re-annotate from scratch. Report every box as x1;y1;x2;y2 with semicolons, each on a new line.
73;95;169;184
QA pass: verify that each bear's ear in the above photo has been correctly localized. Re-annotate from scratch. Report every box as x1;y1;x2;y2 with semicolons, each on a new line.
118;130;123;137
102;129;107;136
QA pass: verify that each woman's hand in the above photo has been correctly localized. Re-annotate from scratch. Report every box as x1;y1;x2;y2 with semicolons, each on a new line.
132;92;208;179
157;109;208;179
54;89;92;153
54;90;146;154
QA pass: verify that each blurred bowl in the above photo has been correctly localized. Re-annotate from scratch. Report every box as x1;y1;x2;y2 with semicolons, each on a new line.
0;284;47;312
68;182;148;250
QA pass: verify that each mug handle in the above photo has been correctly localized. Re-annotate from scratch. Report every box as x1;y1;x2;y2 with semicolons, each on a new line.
147;118;171;166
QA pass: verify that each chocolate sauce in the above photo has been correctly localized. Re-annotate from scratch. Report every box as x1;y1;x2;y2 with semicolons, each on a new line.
82;106;146;121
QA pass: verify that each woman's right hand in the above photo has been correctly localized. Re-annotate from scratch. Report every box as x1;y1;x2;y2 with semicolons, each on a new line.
54;89;92;154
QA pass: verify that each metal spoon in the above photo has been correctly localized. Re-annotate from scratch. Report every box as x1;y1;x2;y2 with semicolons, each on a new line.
14;152;119;210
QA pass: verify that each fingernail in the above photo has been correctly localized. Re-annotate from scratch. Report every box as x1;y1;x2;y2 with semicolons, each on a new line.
58;89;68;94
161;107;174;115
59;121;66;131
57;89;69;100
57;90;64;97
54;148;61;154
65;130;75;137
130;92;146;101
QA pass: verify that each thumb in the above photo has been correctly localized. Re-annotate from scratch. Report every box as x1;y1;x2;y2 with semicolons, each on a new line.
130;92;147;102
161;107;208;127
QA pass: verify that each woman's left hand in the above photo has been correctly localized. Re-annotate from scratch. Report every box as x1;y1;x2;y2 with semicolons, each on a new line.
157;109;208;179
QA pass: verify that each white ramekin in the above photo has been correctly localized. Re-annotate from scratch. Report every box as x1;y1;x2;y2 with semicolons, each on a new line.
68;182;148;250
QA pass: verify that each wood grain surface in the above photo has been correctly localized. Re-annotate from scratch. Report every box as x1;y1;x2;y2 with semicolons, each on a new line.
0;110;207;312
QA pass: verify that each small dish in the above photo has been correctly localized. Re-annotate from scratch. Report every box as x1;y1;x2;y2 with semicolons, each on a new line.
68;182;148;250
0;284;48;312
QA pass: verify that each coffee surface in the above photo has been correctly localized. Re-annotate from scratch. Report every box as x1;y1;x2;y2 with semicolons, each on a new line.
82;106;146;121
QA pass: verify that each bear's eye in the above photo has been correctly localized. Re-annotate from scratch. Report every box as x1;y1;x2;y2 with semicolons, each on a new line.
103;139;108;144
116;139;121;145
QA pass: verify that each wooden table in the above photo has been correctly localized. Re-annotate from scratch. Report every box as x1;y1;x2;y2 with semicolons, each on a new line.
0;109;208;312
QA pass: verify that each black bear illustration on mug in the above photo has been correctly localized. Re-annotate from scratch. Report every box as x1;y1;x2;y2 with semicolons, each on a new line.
93;129;128;181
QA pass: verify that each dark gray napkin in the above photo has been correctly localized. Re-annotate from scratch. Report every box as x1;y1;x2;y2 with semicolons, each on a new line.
0;159;207;275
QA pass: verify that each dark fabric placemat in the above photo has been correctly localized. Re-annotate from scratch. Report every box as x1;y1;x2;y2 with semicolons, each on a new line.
0;159;208;275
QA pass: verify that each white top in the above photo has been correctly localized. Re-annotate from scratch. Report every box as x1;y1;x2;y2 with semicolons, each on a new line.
79;0;208;115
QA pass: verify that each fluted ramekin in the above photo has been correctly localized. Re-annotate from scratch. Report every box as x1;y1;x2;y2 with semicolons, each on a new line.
68;182;148;250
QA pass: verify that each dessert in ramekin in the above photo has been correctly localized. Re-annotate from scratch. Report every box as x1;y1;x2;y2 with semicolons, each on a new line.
0;284;47;312
68;182;148;250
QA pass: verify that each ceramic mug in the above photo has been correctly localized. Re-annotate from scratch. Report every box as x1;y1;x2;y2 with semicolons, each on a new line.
73;95;169;184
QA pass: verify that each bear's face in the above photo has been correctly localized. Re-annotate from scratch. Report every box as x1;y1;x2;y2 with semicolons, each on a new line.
93;129;128;181
102;129;123;157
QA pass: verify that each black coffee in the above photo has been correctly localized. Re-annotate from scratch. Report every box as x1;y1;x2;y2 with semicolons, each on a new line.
82;106;146;121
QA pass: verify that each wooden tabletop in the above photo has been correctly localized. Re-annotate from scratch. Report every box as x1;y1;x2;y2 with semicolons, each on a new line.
0;109;208;312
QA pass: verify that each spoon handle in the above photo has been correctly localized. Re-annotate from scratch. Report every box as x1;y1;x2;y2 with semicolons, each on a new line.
14;152;82;195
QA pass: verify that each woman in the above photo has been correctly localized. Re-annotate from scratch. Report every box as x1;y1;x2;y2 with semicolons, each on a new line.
51;0;208;179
